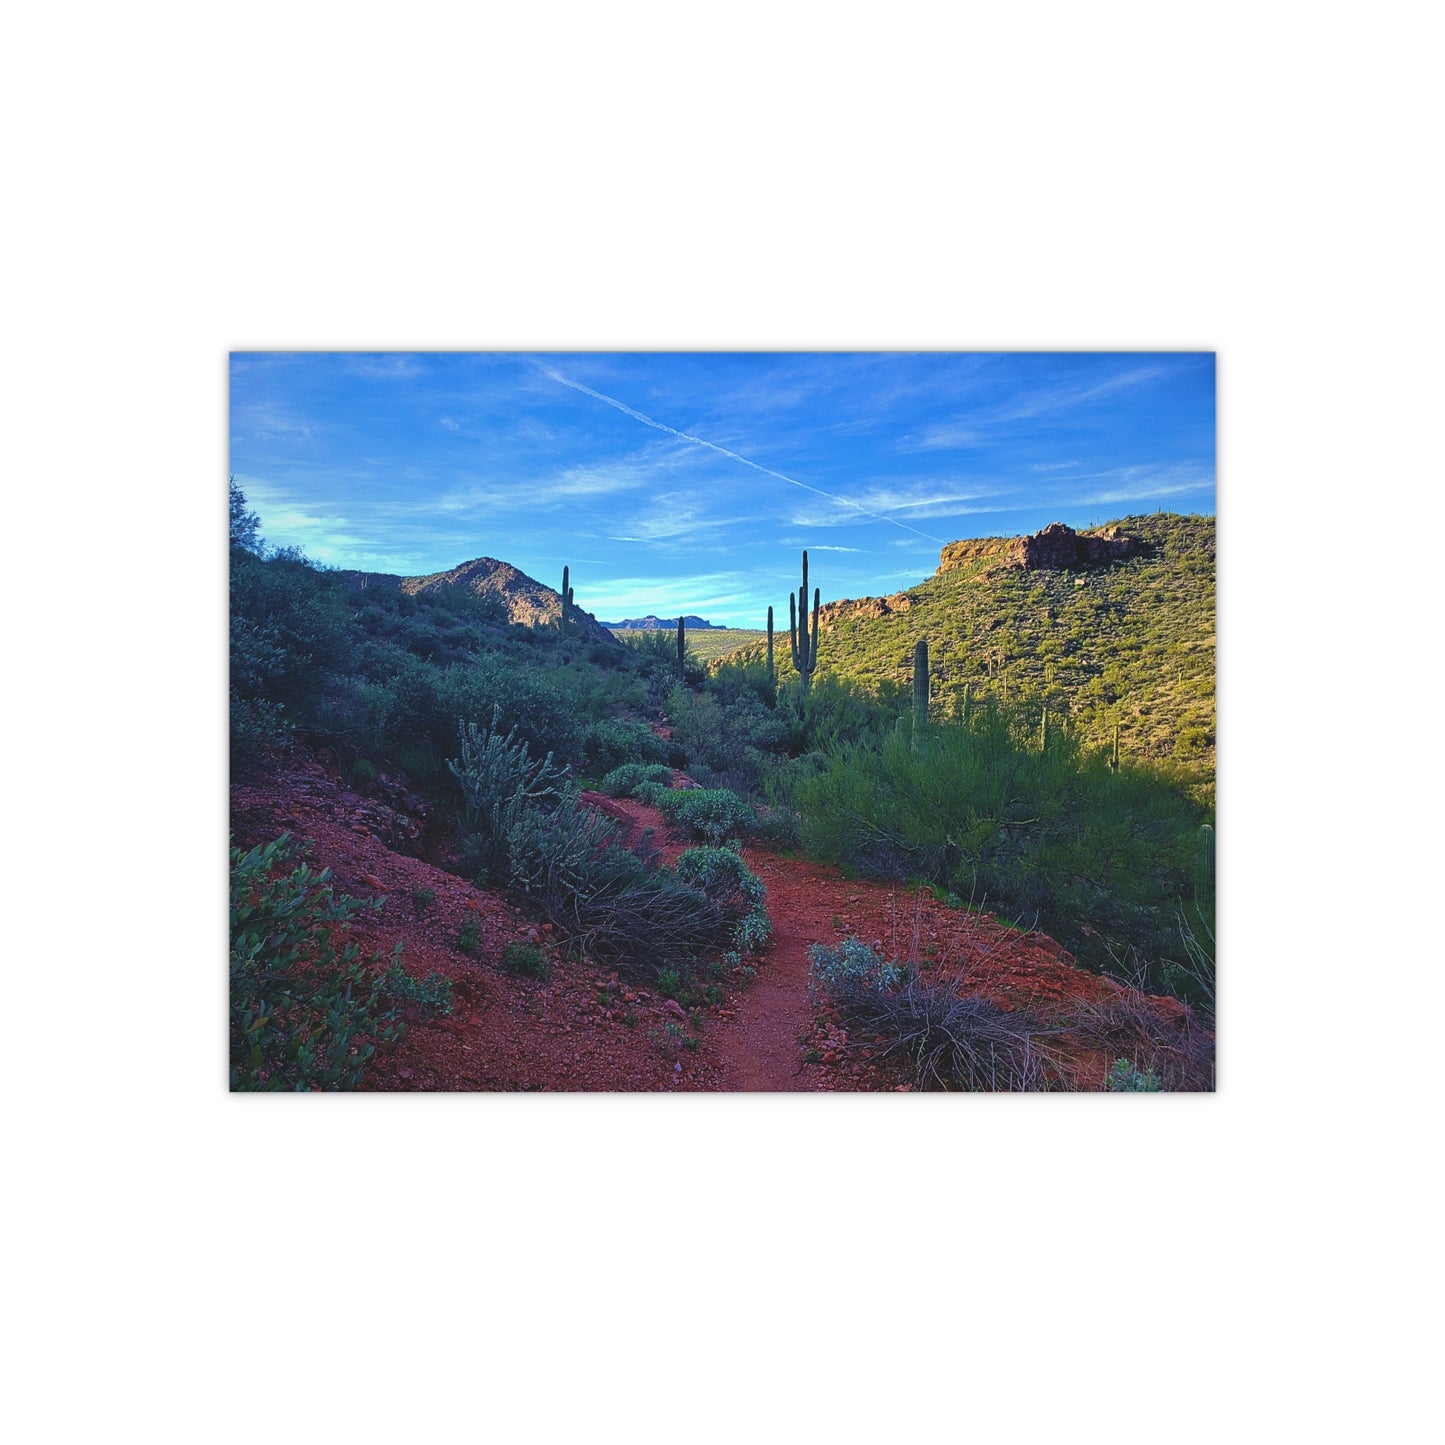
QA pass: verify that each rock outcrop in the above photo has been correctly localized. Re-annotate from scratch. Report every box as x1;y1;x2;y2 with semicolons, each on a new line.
817;590;915;630
937;522;1142;576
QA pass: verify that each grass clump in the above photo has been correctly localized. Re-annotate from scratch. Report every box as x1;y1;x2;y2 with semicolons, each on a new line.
807;936;1049;1091
1105;1058;1162;1091
501;942;551;981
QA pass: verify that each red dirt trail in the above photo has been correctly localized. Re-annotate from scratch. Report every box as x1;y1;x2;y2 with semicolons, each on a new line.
231;749;1208;1092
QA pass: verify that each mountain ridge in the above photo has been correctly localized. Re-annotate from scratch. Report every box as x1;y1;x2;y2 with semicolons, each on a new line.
341;556;618;646
602;614;721;631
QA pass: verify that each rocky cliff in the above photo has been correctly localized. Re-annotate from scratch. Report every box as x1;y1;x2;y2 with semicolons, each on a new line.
938;522;1143;576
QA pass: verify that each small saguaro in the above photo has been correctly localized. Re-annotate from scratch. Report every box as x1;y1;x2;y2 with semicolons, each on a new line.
912;639;929;727
766;605;775;681
676;615;685;677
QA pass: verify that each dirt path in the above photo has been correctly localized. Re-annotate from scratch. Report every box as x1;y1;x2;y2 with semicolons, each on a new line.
234;750;1208;1092
583;790;1146;1091
706;850;824;1091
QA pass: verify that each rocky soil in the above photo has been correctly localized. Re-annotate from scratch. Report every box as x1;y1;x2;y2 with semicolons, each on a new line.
230;744;1211;1092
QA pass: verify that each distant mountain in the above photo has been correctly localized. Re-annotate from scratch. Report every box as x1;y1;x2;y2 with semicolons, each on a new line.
342;556;618;647
602;614;720;631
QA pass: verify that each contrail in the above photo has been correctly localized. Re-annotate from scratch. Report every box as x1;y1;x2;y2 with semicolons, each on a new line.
542;366;943;544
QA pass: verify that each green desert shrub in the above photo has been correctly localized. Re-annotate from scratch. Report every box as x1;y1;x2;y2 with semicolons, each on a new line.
230;549;356;732
807;937;904;1002
449;709;571;883
501;942;551;981
747;805;803;851
674;846;771;951
666;684;787;791
792;703;1204;996
507;793;730;977
633;779;677;809
600;762;675;797
672;788;756;846
230;834;451;1091
583;718;669;775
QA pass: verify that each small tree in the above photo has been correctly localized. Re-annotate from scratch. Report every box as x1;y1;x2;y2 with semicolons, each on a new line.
229;476;262;555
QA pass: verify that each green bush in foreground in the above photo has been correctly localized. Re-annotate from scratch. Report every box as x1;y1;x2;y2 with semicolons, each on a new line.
675;846;771;952
600;762;674;797
230;834;452;1091
673;788;756;845
449;708;571;883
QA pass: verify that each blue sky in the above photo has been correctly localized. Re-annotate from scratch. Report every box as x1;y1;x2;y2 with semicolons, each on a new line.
229;352;1214;628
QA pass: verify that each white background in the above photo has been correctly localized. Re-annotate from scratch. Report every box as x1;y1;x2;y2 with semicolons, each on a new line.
4;2;1438;1442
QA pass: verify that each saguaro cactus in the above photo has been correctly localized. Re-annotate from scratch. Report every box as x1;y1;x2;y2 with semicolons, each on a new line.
1111;722;1121;771
789;550;821;692
766;605;775;681
1039;704;1050;753
560;565;574;634
912;639;929;727
1196;823;1216;912
676;615;685;678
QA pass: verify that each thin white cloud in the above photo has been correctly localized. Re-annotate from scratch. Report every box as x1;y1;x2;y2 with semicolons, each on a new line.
346;354;424;380
1067;461;1214;505
435;458;658;515
903;364;1171;451
906;424;986;450
245;406;313;442
788;480;1008;528
610;496;746;543
993;365;1167;423
439;416;462;431
542;365;944;543
1031;460;1078;472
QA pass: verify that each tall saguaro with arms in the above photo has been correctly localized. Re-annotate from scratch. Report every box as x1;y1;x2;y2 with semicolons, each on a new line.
789;550;821;693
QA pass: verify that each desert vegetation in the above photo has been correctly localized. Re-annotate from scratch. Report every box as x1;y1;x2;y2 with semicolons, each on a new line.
230;482;1214;1090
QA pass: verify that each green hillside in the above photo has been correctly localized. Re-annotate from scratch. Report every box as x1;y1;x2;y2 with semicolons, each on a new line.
681;628;765;664
739;513;1215;777
609;626;763;665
